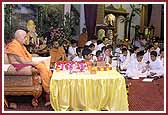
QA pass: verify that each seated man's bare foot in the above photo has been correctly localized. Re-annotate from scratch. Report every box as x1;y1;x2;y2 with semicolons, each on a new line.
45;101;51;107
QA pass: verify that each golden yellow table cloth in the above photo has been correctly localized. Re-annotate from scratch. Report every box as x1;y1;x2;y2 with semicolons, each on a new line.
50;69;128;111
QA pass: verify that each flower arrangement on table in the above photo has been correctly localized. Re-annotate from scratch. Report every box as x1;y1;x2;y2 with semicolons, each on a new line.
55;61;112;73
55;61;89;73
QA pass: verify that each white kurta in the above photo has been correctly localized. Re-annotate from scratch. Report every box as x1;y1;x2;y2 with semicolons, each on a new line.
92;50;97;56
72;56;84;62
114;47;121;56
148;59;164;76
126;59;147;79
130;53;136;61
143;51;151;63
104;56;111;65
157;56;164;67
155;47;160;56
96;43;105;51
90;55;97;62
119;51;130;70
68;46;77;61
85;40;92;46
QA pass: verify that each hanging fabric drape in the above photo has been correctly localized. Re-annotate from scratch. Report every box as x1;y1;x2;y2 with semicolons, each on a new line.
150;5;162;37
84;4;97;40
80;4;86;34
147;4;152;26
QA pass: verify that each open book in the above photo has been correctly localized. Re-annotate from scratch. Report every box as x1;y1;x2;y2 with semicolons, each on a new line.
142;78;154;82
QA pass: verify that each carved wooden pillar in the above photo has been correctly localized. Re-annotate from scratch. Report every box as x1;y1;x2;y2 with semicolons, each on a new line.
141;5;148;33
32;69;42;107
96;4;105;24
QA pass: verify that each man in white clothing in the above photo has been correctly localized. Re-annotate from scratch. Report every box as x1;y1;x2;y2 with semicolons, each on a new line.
157;48;164;67
89;43;96;56
126;51;148;79
119;48;130;70
153;41;160;56
68;40;77;61
72;47;84;62
148;51;164;77
96;40;105;51
143;45;155;63
82;48;93;61
85;35;97;47
130;46;140;61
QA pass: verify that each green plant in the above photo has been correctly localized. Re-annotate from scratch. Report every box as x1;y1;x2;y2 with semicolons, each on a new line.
63;12;75;41
37;5;75;41
4;4;13;42
36;5;64;36
121;4;141;40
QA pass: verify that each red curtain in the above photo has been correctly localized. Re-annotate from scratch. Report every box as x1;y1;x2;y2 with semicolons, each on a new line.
147;4;152;26
84;4;97;40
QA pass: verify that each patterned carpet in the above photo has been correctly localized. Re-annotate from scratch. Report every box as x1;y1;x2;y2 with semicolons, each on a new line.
4;78;164;111
127;78;164;111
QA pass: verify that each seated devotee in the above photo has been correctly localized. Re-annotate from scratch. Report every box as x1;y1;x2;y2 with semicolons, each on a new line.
130;46;140;61
143;45;155;63
89;43;96;56
133;37;141;48
153;41;160;56
114;44;122;56
101;45;106;52
92;50;105;67
96;50;103;61
33;39;50;57
68;39;77;61
49;41;67;68
126;51;148;79
78;28;88;47
82;48;93;61
5;29;52;106
139;34;147;50
133;33;146;51
106;44;113;56
103;47;113;66
72;47;84;62
147;51;164;77
119;48;130;70
61;40;69;57
102;36;110;46
158;48;164;67
85;35;97;47
96;40;105;52
121;43;128;49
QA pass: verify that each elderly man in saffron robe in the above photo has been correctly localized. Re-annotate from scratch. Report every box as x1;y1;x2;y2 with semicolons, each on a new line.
5;29;52;106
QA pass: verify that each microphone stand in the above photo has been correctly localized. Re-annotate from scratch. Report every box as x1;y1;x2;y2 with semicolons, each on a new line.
115;52;120;72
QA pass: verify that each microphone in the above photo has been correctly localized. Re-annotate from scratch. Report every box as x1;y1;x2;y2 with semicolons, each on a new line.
146;61;150;64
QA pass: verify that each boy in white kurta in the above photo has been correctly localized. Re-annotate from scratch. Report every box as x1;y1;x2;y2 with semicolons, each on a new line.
72;47;84;62
148;51;164;77
157;48;164;67
68;40;77;61
119;48;130;70
153;41;160;56
143;45;155;63
126;51;148;79
130;46;140;61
